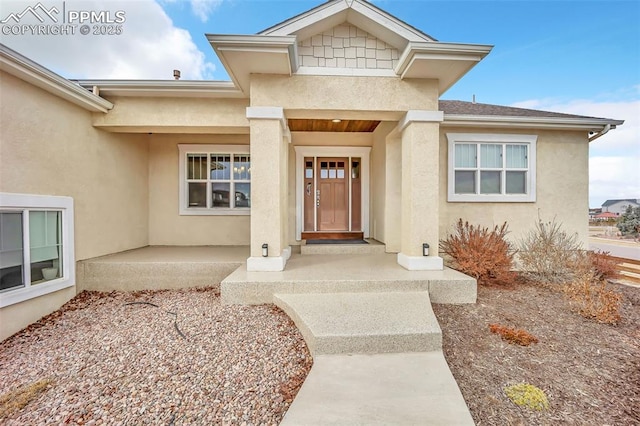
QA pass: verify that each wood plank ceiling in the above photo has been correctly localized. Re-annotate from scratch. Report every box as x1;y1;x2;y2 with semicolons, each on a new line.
288;119;380;132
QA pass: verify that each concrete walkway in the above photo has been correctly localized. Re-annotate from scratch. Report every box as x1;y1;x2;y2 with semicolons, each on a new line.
275;289;475;425
281;352;474;426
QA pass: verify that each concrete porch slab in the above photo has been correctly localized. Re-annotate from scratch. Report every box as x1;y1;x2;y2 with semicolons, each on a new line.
221;253;476;305
274;291;442;355
281;352;475;426
77;246;249;292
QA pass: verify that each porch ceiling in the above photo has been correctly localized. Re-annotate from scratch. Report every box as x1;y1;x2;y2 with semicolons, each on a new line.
288;119;380;132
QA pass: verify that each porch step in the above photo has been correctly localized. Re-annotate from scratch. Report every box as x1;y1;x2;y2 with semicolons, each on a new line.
221;253;477;305
274;291;442;356
301;241;386;255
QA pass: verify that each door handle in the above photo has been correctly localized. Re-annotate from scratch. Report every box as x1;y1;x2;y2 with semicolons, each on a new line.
316;189;320;207
306;182;312;196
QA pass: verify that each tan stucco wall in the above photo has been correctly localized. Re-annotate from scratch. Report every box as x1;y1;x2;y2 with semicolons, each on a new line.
92;97;250;134
439;127;590;247
0;71;149;260
0;71;149;340
0;286;76;341
147;134;251;245
251;75;439;113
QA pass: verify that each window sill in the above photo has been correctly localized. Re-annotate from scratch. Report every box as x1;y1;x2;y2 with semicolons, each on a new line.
179;208;251;216
448;194;536;203
0;278;74;308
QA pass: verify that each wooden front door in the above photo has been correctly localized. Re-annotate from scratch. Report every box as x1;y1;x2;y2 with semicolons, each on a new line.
302;156;362;235
317;158;349;231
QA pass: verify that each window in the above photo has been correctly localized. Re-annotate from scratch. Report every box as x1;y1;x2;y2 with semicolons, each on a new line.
0;193;75;307
179;145;250;215
447;133;537;202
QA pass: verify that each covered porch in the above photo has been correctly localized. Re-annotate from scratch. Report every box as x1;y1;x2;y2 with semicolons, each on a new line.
75;245;476;304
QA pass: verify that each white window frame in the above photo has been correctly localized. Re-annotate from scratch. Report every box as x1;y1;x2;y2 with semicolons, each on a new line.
178;144;251;216
0;193;75;308
447;133;537;202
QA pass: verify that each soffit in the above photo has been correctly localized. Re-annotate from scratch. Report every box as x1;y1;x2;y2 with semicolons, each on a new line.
206;34;297;94
396;42;493;93
288;119;380;132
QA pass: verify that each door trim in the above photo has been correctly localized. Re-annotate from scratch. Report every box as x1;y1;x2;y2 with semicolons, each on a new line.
295;146;371;241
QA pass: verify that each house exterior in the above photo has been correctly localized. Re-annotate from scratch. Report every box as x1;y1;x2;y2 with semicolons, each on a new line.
0;0;623;340
601;199;640;216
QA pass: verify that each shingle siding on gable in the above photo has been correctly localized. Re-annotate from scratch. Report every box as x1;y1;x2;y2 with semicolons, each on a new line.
298;23;399;69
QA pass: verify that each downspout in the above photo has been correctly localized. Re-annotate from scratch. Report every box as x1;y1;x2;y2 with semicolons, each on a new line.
588;124;611;142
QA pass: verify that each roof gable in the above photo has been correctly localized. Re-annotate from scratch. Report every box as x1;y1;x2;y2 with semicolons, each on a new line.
259;0;435;50
207;0;492;94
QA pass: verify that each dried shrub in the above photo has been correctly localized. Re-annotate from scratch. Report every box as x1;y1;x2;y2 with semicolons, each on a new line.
564;267;622;325
588;250;620;281
504;383;549;411
517;217;583;283
489;324;539;346
439;219;516;285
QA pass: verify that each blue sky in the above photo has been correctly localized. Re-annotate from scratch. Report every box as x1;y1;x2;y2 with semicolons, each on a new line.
1;0;638;207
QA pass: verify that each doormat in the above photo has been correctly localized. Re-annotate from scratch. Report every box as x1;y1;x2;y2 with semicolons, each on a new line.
306;239;369;245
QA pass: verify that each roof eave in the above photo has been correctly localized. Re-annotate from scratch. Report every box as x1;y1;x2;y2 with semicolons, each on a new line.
207;34;298;94
442;114;624;131
76;80;245;98
0;44;113;113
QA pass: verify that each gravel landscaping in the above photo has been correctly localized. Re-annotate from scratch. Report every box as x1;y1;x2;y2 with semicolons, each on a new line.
0;288;312;425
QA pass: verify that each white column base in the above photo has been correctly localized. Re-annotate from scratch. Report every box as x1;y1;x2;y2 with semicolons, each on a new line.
246;246;291;272
397;253;444;271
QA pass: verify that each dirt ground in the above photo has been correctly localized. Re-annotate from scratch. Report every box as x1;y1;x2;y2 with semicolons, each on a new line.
432;280;640;425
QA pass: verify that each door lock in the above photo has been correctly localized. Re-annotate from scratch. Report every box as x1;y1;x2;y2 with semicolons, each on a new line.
316;189;320;207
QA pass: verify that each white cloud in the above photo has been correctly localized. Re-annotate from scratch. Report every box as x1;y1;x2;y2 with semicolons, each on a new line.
190;0;223;22
0;0;216;80
511;96;640;207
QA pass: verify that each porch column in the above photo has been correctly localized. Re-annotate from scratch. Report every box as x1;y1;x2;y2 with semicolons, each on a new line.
246;107;291;271
397;110;444;270
384;132;402;253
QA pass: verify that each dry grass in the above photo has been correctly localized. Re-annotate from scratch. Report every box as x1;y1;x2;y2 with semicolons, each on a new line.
0;379;52;419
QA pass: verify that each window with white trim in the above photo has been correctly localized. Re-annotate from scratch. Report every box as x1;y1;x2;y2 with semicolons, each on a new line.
0;193;75;308
179;144;251;215
447;133;537;202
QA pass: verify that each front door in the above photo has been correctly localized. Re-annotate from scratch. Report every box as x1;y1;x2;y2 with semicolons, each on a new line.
317;158;348;231
303;156;362;233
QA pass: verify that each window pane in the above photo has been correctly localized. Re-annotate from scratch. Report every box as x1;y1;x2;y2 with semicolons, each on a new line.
480;171;501;194
187;154;207;180
455;144;476;168
454;171;476;194
211;155;231;180
235;183;251;208
188;182;206;207
480;144;502;168
30;211;62;284
233;155;251;180
506;171;526;194
212;183;231;207
0;212;24;291
506;145;527;169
